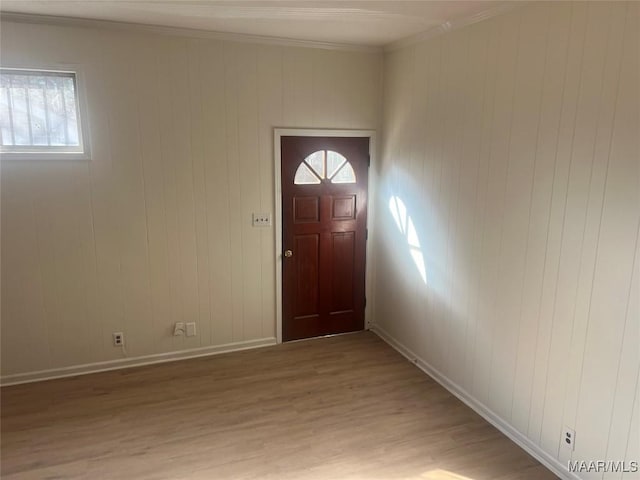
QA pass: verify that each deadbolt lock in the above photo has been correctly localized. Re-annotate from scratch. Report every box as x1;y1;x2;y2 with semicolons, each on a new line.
284;250;293;258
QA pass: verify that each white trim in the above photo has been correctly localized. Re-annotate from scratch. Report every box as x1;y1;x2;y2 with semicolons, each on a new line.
0;12;381;54
0;151;90;161
385;2;527;52
1;337;276;387
370;324;580;480
273;128;377;344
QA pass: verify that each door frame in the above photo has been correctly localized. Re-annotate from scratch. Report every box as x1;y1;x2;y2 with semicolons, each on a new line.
274;128;377;344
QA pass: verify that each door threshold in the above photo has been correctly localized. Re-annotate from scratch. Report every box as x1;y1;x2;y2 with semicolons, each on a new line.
284;329;367;344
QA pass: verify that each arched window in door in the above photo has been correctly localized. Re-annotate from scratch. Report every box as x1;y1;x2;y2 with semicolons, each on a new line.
294;150;356;185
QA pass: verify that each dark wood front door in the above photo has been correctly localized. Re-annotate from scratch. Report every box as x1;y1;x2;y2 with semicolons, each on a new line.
281;136;369;342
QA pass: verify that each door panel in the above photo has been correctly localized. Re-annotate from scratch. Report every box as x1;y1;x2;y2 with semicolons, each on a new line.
293;234;320;318
281;136;369;341
293;197;320;223
332;196;356;220
331;232;355;313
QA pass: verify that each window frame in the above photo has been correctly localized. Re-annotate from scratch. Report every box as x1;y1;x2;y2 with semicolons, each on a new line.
0;65;91;161
293;150;357;185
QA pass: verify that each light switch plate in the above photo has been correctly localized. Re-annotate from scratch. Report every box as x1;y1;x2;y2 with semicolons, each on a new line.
252;213;271;227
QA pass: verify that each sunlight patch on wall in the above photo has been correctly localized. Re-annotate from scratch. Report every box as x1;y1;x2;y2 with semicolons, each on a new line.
389;195;427;284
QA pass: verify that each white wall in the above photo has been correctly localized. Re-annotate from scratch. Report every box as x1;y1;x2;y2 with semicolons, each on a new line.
2;4;638;477
373;1;638;478
0;20;382;378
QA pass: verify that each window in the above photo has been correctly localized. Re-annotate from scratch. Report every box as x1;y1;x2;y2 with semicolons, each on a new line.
294;150;356;185
0;68;87;159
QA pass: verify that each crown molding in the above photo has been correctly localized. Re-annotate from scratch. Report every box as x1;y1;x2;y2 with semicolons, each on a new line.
0;2;528;54
0;12;382;54
385;1;528;52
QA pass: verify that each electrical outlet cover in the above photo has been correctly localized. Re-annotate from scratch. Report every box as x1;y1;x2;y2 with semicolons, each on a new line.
113;332;124;346
186;322;197;337
174;322;185;336
562;426;576;451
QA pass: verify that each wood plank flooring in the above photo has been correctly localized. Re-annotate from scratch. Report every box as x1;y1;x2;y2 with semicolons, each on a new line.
1;332;557;479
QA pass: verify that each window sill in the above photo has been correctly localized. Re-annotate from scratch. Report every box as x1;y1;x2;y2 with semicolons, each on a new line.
0;151;91;161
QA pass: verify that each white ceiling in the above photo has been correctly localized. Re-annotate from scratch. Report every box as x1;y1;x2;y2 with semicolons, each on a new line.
0;1;506;47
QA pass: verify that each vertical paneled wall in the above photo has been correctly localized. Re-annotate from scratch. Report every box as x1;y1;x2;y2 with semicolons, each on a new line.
0;20;382;377
374;1;638;477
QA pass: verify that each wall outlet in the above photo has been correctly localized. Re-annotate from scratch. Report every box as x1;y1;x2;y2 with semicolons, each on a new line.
173;322;185;336
186;322;197;337
562;426;576;451
252;213;271;227
113;332;124;346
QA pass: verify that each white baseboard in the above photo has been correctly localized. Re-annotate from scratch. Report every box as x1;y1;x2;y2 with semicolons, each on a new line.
1;337;277;387
371;324;580;480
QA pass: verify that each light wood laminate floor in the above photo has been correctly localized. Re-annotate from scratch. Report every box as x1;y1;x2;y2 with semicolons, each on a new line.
1;332;557;480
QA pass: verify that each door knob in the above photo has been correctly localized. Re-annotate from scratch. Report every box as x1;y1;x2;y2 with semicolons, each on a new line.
284;250;293;258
